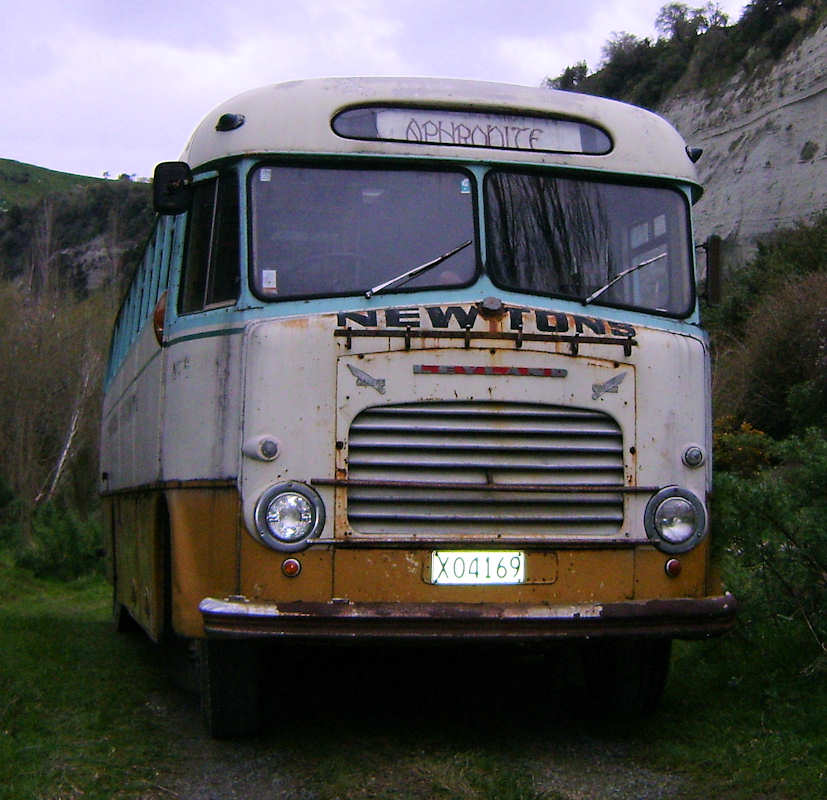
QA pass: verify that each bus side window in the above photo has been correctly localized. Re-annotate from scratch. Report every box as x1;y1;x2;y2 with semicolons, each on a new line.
179;172;240;314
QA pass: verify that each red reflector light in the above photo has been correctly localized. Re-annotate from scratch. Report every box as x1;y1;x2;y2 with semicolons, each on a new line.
665;558;682;578
281;558;302;578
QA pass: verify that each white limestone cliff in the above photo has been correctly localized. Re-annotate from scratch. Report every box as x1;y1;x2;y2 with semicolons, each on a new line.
660;23;826;266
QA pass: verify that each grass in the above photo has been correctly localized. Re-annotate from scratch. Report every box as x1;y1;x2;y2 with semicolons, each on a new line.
287;640;825;800
1;560;824;799
0;561;172;800
0;158;101;210
627;635;827;799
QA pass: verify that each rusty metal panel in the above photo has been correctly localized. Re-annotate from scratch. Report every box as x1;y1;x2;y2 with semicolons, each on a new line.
198;593;736;641
161;328;243;482
100;323;164;493
552;549;635;601
109;492;165;641
336;344;637;541
332;549;632;603
167;487;239;638
239;317;339;545
633;328;709;493
240;538;333;603
232;306;716;637
634;541;708;599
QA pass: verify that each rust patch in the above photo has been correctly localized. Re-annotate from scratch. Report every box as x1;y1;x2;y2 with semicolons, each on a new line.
199;593;737;641
280;316;312;329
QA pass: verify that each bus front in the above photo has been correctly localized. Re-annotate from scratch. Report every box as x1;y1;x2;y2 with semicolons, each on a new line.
160;80;736;734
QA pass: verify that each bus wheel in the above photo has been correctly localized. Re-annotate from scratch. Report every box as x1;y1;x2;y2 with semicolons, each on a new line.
112;586;140;633
580;638;672;716
164;637;200;694
199;638;262;738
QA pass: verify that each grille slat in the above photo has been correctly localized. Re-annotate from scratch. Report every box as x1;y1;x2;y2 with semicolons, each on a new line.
350;513;624;524
351;421;621;435
349;439;623;454
346;401;625;537
348;458;624;472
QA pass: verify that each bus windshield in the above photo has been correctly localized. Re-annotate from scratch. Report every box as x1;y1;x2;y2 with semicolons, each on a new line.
485;172;693;316
249;163;693;317
250;165;478;299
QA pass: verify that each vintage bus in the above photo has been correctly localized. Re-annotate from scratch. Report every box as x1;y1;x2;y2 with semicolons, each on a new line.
101;77;735;736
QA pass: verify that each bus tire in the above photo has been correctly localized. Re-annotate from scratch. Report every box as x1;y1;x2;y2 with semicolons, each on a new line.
112;587;140;633
580;638;672;716
199;638;262;738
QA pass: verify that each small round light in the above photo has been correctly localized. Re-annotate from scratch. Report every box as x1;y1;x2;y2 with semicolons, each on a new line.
253;482;325;552
683;446;704;467
260;439;279;459
665;558;682;578
281;558;302;577
644;487;706;554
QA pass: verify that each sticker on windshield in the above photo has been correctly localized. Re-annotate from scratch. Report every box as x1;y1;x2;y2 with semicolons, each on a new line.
261;269;278;291
259;168;272;182
460;177;471;194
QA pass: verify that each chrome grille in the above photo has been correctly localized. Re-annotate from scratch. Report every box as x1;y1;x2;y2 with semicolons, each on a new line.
346;402;625;536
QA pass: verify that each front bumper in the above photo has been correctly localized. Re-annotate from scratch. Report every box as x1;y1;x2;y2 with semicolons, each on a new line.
199;593;736;641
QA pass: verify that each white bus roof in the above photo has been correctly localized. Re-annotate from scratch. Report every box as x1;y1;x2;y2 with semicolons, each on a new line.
181;77;701;192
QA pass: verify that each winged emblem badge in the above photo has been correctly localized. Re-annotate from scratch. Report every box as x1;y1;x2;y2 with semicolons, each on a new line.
592;371;627;400
347;363;386;394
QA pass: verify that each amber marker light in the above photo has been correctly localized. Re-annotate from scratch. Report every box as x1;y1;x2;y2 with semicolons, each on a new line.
153;291;167;346
665;558;682;578
281;558;302;577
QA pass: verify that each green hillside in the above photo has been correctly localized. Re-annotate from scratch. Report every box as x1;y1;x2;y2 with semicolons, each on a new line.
0;158;102;210
545;0;825;110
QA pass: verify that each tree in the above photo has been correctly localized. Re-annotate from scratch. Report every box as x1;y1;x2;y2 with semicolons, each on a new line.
25;198;56;298
0;281;114;540
600;31;645;66
545;61;589;91
656;3;695;40
702;2;730;30
656;3;729;41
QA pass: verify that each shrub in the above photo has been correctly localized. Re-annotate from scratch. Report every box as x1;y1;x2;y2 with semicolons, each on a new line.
712;270;827;437
14;502;103;580
713;416;774;475
713;429;827;672
705;212;827;337
0;475;20;547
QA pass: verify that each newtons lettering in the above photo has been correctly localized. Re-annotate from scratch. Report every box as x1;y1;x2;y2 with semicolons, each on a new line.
336;305;636;337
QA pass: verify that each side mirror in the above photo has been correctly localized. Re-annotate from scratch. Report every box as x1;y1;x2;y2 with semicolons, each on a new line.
705;234;722;305
153;161;193;215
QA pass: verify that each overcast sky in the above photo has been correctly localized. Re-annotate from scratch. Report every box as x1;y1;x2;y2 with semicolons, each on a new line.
2;0;746;179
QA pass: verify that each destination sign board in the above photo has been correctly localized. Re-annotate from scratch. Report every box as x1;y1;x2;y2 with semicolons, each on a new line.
333;107;611;155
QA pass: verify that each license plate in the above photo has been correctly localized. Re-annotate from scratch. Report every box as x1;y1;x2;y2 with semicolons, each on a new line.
430;550;525;585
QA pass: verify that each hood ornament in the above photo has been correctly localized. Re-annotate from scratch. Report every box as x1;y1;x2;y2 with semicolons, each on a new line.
347;363;386;394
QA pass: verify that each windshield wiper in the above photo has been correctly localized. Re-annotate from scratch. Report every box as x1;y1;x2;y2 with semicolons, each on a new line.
581;251;667;306
365;239;473;299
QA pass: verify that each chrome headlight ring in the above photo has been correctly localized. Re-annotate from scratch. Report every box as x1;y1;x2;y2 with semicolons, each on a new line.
253;481;325;552
644;486;707;554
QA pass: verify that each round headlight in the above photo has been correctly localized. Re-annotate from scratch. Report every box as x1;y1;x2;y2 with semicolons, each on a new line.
654;497;697;543
644;487;706;553
254;482;325;551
